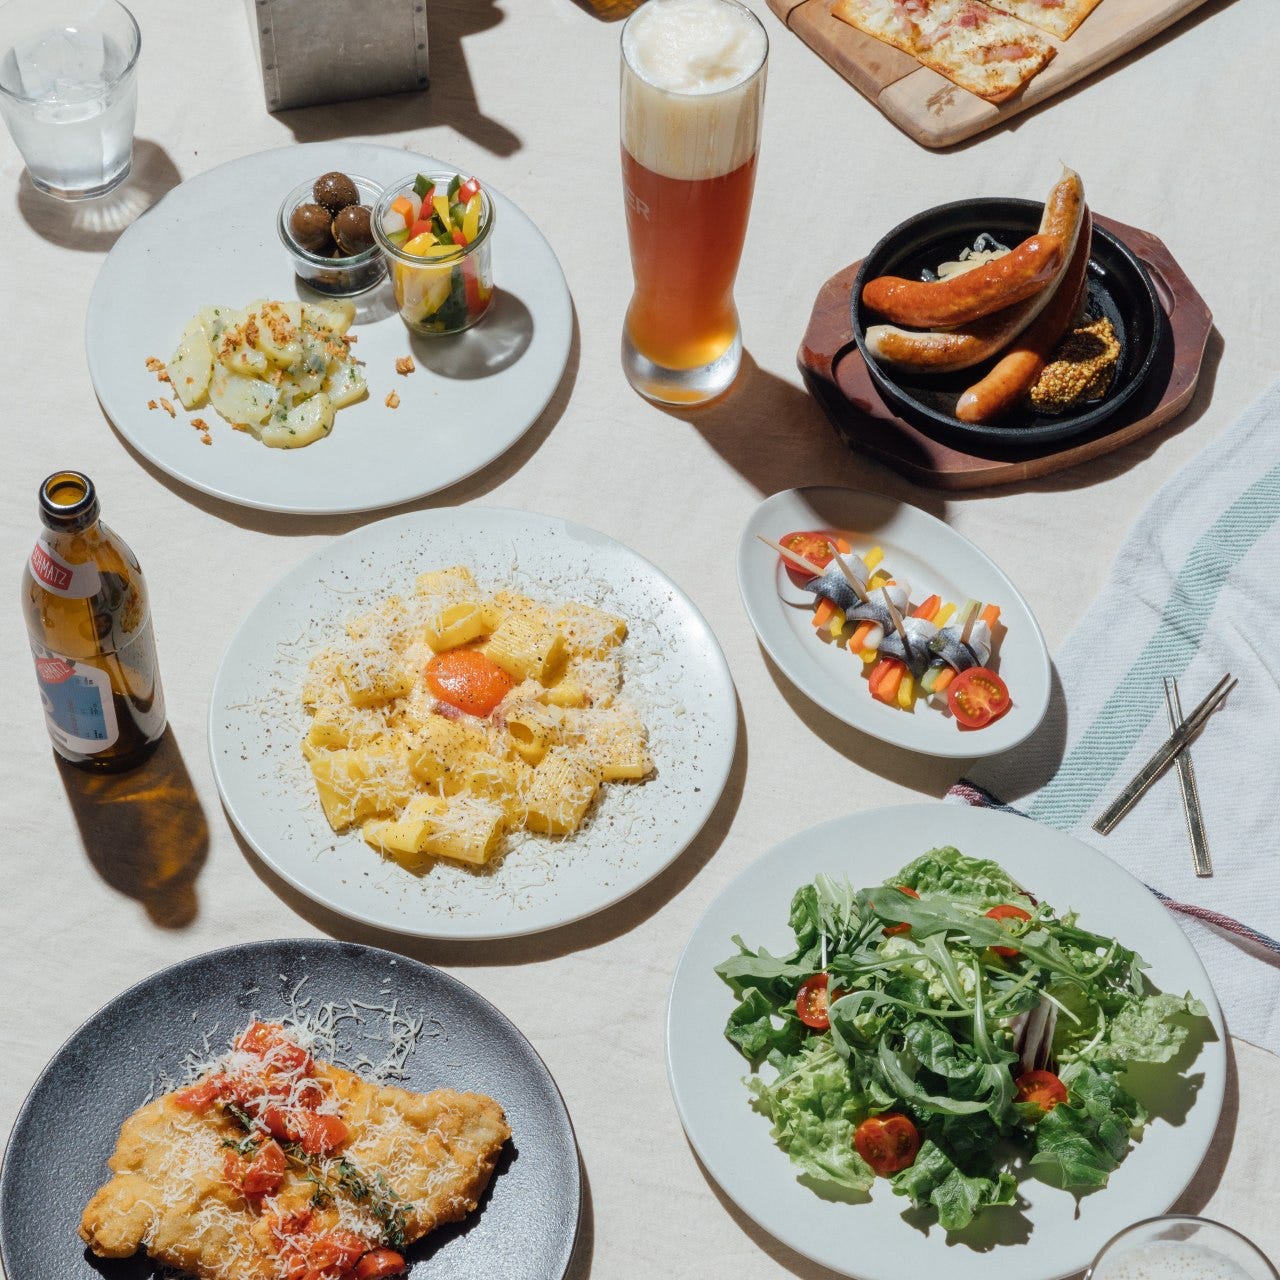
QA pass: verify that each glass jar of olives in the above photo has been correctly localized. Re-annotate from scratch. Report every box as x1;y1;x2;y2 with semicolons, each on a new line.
277;171;385;297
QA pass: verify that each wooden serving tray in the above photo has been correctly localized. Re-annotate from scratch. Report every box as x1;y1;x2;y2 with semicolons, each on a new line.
797;215;1213;489
768;0;1213;148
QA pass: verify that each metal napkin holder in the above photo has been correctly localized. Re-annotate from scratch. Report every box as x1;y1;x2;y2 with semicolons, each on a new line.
252;0;430;112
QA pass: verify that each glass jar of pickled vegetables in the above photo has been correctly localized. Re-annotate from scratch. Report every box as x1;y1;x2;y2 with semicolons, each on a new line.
371;171;496;336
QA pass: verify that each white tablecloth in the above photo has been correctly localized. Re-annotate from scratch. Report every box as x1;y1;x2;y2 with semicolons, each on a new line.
2;0;1277;1274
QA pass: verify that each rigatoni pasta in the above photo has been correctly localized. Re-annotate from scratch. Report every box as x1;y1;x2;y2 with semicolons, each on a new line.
302;566;654;868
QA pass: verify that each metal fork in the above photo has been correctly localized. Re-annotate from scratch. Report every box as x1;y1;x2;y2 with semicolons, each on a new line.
1164;677;1213;878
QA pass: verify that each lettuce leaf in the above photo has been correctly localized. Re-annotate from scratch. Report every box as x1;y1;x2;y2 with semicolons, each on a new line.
747;1043;876;1194
1103;991;1208;1064
891;1140;1017;1231
1028;1061;1146;1190
895;847;1033;908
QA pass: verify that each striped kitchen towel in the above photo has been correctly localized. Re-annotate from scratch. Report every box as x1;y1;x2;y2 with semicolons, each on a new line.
949;378;1280;1056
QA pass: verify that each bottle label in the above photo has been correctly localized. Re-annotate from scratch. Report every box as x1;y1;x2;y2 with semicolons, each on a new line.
30;645;119;754
30;536;102;600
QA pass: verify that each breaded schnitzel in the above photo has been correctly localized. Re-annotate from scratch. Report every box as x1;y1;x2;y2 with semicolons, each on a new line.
79;1021;510;1279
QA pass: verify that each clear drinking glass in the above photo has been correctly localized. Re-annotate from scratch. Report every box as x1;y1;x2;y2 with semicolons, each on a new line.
1088;1216;1279;1280
619;0;767;405
0;0;140;201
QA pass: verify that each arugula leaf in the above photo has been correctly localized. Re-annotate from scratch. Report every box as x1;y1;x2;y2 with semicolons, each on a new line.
725;987;804;1061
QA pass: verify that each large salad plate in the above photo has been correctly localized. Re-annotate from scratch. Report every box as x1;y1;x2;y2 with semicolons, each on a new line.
0;939;581;1280
666;804;1225;1280
85;141;572;515
738;486;1051;756
209;506;737;939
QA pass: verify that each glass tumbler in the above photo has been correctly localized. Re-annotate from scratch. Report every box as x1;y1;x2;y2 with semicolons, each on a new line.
1088;1215;1279;1280
0;0;141;200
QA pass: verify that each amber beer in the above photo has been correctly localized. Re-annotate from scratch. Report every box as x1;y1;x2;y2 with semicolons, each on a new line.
620;0;767;404
22;471;166;772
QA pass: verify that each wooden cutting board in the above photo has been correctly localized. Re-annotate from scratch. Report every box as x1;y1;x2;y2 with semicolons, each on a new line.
768;0;1213;147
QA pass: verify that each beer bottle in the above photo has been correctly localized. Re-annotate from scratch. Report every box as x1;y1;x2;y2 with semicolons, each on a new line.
22;471;166;772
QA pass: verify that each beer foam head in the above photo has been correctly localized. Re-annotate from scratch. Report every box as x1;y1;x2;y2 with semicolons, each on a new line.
621;0;767;181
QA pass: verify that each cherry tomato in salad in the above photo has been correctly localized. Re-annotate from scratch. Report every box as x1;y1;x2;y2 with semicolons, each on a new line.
853;1113;921;1175
985;903;1032;958
1015;1069;1068;1110
882;885;919;936
796;973;833;1030
946;667;1011;730
778;530;849;585
354;1249;409;1278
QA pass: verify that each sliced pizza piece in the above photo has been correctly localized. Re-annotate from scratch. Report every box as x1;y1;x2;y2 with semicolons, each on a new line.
830;0;930;57
984;0;1103;39
832;0;1056;103
911;0;1056;103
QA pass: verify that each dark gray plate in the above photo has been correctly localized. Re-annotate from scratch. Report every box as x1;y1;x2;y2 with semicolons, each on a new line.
851;197;1165;450
0;939;580;1280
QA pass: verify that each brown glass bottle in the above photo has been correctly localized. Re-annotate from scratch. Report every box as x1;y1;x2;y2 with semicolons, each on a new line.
22;471;166;772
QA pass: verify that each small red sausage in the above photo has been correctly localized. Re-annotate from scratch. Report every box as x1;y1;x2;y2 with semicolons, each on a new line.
862;232;1065;329
954;209;1093;424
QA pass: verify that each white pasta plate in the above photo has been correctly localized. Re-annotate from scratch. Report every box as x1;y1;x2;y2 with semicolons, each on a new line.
737;486;1051;757
666;804;1225;1280
85;142;572;514
209;506;737;939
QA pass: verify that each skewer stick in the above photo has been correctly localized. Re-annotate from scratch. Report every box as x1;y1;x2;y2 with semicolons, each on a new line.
756;534;825;579
960;600;980;646
882;586;910;645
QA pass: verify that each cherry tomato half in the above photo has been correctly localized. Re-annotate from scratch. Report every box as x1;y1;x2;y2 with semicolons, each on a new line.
854;1113;921;1176
778;530;849;585
985;903;1031;958
355;1249;409;1279
882;885;919;937
1015;1069;1069;1110
946;667;1011;730
796;973;833;1030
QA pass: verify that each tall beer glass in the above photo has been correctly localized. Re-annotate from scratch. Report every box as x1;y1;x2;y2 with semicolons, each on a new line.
620;0;767;405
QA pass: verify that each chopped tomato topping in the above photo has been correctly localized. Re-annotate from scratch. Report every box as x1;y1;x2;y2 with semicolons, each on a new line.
854;1113;921;1175
355;1249;409;1278
235;1021;314;1074
173;1074;230;1111
223;1138;287;1197
261;1104;349;1155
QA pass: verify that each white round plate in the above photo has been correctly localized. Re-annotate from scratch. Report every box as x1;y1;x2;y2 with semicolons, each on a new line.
209;506;737;939
86;142;572;514
666;804;1225;1280
738;487;1051;757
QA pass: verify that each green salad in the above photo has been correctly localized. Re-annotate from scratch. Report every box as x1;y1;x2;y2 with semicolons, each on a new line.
715;846;1209;1232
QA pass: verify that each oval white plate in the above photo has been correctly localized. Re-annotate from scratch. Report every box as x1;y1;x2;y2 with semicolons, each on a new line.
86;142;572;514
666;804;1225;1280
209;506;737;939
738;486;1051;757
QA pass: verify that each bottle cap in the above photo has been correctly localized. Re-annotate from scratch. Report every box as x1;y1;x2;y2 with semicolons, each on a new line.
38;471;100;534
